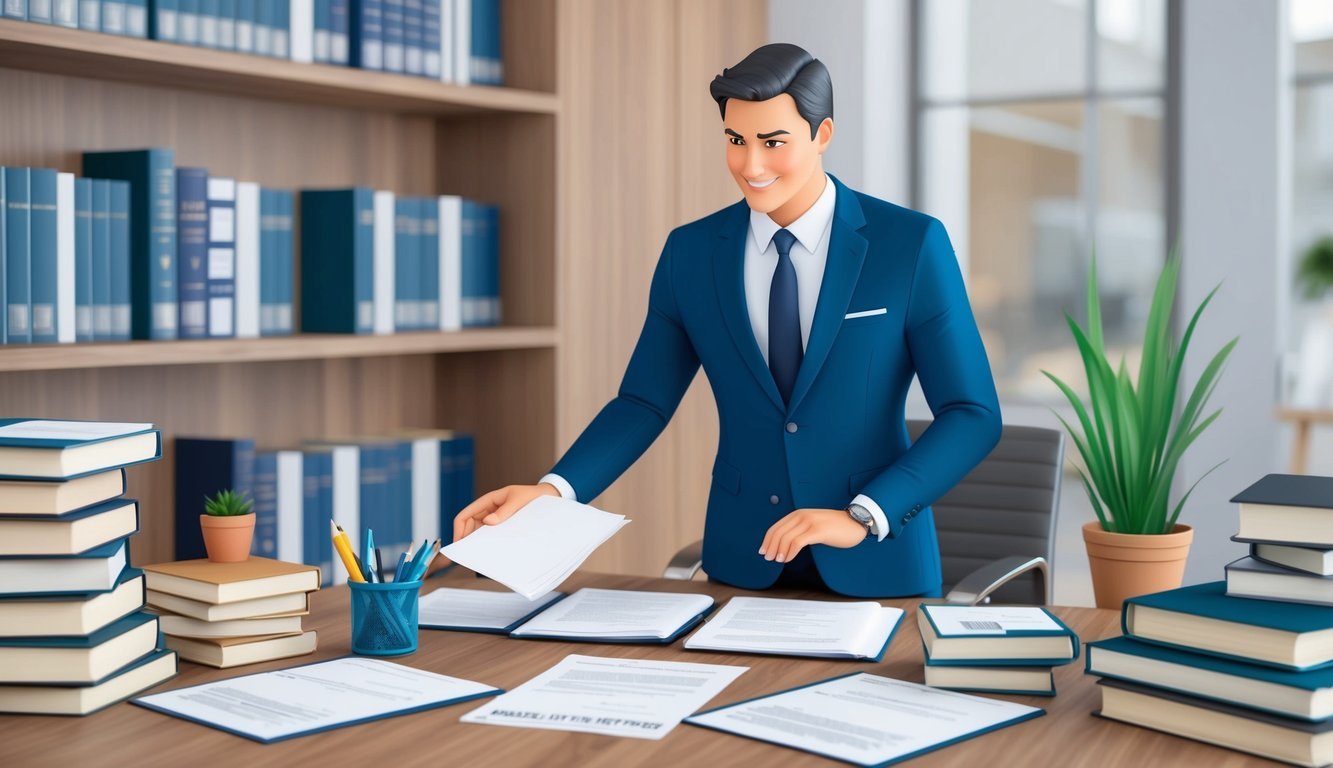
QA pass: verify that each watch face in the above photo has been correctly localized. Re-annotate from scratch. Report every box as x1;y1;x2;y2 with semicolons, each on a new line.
849;506;872;525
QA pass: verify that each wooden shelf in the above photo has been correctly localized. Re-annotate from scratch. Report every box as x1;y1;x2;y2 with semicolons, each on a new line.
0;327;558;372
0;19;559;116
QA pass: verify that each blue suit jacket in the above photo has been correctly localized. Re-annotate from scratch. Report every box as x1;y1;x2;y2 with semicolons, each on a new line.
551;176;1002;597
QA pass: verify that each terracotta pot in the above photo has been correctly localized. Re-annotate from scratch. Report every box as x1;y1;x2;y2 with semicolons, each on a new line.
200;513;256;563
1082;522;1194;611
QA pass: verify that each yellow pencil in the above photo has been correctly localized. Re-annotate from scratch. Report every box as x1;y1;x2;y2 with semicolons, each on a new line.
330;520;366;583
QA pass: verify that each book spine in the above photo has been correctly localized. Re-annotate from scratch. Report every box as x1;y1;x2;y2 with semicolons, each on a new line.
288;0;312;63
409;438;440;546
174;438;256;560
79;0;99;30
420;197;438;329
175;168;208;339
403;0;422;76
55;173;75;344
108;180;131;340
176;0;197;45
302;450;322;583
0;170;6;345
317;451;336;585
350;0;382;70
272;0;289;58
0;0;24;19
258;188;275;336
234;182;260;339
151;0;178;42
277;190;294;334
459;198;477;328
454;433;474;526
313;0;329;63
125;0;146;36
197;0;216;46
451;0;468;85
372;190;394;335
438;0;451;82
251;0;269;55
28;169;58;345
4;168;31;345
422;0;439;79
394;196;411;332
280;451;307;567
206;176;236;338
438;195;460;330
233;0;252;53
394;441;413;559
91;179;110;341
382;0;403;73
438;434;456;542
329;0;348;65
74;178;93;343
53;0;76;26
485;202;499;325
215;0;234;48
27;0;51;22
251;452;278;558
469;0;488;84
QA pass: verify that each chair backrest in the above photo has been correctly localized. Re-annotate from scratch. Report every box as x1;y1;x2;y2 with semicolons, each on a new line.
907;420;1064;604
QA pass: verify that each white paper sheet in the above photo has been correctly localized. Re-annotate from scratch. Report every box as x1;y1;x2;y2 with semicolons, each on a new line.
461;654;747;740
133;657;500;743
684;596;903;659
418;587;564;631
0;420;152;440
686;673;1043;766
923;606;1062;636
440;496;630;599
509;588;713;639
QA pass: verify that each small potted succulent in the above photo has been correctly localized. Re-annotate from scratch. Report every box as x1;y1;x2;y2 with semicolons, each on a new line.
200;489;255;563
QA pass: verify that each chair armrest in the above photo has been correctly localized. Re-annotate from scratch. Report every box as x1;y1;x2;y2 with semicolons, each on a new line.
943;555;1049;606
662;539;705;580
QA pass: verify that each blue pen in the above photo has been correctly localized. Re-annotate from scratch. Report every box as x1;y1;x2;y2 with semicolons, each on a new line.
403;538;429;580
363;528;377;582
409;539;440;582
392;551;408;582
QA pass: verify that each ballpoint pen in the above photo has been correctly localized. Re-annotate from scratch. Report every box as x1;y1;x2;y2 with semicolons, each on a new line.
392;551;408;582
330;520;366;583
402;538;429;582
409;539;441;582
363;528;377;582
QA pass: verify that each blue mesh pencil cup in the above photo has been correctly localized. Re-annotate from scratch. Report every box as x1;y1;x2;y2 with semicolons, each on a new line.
349;579;422;656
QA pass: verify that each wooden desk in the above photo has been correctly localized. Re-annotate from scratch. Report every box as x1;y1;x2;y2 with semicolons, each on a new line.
0;570;1280;767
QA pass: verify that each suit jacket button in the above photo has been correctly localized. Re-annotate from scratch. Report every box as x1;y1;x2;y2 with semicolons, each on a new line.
785;422;798;433
901;515;910;525
769;495;780;505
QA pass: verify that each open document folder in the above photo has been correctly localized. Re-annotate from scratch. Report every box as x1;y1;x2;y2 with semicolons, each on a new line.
440;496;630;600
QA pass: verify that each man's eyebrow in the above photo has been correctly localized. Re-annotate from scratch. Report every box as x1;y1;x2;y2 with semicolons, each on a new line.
757;129;791;139
724;128;744;138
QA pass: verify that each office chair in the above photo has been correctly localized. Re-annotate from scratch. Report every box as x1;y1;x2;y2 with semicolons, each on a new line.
662;421;1064;605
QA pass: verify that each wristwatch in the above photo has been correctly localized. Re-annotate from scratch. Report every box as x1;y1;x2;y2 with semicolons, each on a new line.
846;503;878;538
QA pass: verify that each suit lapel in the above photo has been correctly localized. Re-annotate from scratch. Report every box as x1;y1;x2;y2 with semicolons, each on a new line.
711;204;786;413
787;179;869;414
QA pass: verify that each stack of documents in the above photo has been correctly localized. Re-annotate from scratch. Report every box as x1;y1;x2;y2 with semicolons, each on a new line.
509;588;714;643
439;496;629;599
918;605;1080;696
684;596;903;660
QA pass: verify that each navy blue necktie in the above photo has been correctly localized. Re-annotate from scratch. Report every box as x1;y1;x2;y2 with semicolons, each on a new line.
768;228;802;405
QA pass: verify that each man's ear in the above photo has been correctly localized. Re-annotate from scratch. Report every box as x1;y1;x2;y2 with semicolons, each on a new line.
815;118;834;155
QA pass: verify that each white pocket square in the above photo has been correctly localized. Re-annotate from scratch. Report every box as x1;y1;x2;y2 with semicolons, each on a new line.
844;308;887;320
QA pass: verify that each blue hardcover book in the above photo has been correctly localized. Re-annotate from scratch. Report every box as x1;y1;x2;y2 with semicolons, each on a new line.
204;176;235;338
0;648;178;717
0;419;161;481
79;0;98;28
215;0;233;48
0;538;131;598
1124;581;1333;671
1;0;26;19
420;197;439;329
0;170;5;344
275;189;293;334
483;202;499;325
422;0;439;78
28;168;58;345
151;0;178;42
102;0;127;34
27;0;51;22
74;178;93;342
53;0;76;25
90;179;111;340
82;149;179;340
1087;634;1333;723
444;432;474;541
196;0;216;46
251;451;278;558
176;0;197;45
393;196;414;331
0;497;141;557
381;0;403;72
470;0;500;85
0;566;144;642
125;0;145;35
249;0;267;54
330;0;349;65
402;0;422;75
175;168;208;339
271;0;288;58
0;611;160;686
258;188;278;336
5;167;31;346
313;0;329;63
349;0;382;70
300;188;375;334
174;437;255;560
107;180;131;341
918;604;1080;666
233;0;252;53
459;198;479;328
302;449;333;586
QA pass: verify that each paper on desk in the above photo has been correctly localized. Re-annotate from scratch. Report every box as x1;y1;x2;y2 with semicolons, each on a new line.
440;496;630;600
461;654;747;740
418;587;565;631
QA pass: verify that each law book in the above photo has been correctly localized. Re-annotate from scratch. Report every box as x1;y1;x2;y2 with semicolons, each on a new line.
1088;634;1333;723
233;0;253;53
1124;581;1333;671
102;0;126;34
1244;539;1333;577
1228;556;1333;607
916;604;1080;665
350;0;383;69
402;0;422;75
74;177;93;342
437;194;462;330
450;0;468;84
1;0;24;19
460;198;481;327
107;179;131;340
0;419;161;481
290;0;312;62
275;449;303;565
508;588;714;644
174;436;254;560
373;189;395;334
82;148;178;340
393;195;417;330
381;0;403;72
312;0;329;62
175;167;208;338
1233;474;1333;547
27;0;50;22
921;655;1056;696
125;0;145;35
0;649;176;716
0;568;145;638
158;612;304;639
0;467;126;518
0;499;139;557
329;0;348;64
164;629;316;668
438;0;451;82
28;168;58;345
177;0;198;44
272;0;290;57
234;181;260;339
684;596;904;661
301;448;334;586
147;588;309;622
273;189;294;334
215;0;233;48
0;537;129;596
420;196;439;328
300;187;375;334
142;557;321;605
152;0;179;42
258;187;280;335
55;171;75;344
90;178;111;339
197;0;216;46
53;0;76;26
79;0;98;29
483;202;500;324
448;432;474;536
250;450;278;558
0;611;160;685
205;175;236;338
4;167;31;345
422;0;439;78
1096;677;1333;768
469;0;500;85
249;0;267;54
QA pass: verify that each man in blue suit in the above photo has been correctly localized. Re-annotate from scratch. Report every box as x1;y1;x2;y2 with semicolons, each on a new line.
454;43;1001;598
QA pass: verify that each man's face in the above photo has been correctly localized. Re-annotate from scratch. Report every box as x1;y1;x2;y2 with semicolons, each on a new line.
723;94;832;215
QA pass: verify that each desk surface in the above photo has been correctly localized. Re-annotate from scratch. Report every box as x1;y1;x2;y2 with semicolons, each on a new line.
0;570;1281;767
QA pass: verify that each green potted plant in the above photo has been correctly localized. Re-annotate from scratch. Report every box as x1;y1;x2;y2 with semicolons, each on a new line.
1045;253;1237;610
200;489;255;563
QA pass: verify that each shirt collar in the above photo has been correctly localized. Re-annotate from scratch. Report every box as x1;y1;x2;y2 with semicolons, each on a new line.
749;174;837;255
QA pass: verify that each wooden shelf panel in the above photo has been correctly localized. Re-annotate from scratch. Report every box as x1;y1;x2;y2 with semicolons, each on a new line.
0;327;559;372
0;20;559;116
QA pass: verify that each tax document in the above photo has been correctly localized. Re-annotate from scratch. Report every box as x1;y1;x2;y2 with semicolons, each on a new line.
461;654;747;740
418;587;565;632
684;596;904;659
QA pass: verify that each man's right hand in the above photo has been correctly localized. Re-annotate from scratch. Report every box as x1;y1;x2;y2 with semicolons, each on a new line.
452;483;561;542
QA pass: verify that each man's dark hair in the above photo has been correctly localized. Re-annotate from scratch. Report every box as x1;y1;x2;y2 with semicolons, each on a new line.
710;43;833;140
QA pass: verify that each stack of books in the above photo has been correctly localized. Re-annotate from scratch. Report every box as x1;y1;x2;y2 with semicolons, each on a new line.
916;604;1080;696
1085;473;1333;768
143;556;322;668
0;418;177;715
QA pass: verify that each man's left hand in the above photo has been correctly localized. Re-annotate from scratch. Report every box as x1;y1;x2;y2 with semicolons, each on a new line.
759;508;867;564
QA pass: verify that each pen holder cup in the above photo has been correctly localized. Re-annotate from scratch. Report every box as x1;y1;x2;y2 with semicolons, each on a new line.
348;580;422;657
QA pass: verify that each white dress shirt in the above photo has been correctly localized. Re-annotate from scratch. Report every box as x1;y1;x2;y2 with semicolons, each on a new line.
542;175;892;542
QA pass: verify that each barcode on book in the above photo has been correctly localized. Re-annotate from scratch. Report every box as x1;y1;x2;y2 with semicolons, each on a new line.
960;621;1003;631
